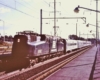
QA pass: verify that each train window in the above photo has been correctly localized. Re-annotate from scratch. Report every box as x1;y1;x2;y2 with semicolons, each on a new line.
17;39;20;42
40;35;46;41
68;43;76;46
52;40;56;48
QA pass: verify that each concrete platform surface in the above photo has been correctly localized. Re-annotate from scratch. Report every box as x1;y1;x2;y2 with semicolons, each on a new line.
45;46;97;80
93;45;100;80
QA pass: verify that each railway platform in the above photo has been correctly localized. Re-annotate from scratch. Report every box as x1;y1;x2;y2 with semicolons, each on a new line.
45;45;98;80
93;45;100;80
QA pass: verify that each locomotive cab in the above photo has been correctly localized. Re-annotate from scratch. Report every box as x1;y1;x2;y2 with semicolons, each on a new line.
12;35;28;58
12;31;38;58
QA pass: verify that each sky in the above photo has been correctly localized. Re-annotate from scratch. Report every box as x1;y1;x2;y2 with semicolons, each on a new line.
0;0;100;39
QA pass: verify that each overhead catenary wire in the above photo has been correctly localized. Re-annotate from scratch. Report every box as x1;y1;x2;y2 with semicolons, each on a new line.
14;0;55;17
20;0;39;9
14;0;39;13
20;0;53;11
0;2;39;19
42;0;54;9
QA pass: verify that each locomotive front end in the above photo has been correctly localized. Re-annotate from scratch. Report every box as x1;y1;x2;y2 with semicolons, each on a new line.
9;35;30;72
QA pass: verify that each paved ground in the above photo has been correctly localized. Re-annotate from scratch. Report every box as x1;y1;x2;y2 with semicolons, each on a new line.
93;45;100;80
45;46;97;80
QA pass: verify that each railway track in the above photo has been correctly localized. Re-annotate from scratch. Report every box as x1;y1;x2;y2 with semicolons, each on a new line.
0;45;93;80
28;46;93;80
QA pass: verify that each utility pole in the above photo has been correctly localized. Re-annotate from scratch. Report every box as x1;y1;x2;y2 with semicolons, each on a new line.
76;19;78;38
76;23;77;38
50;0;60;36
54;0;56;36
40;9;42;34
41;0;60;36
96;0;98;46
0;20;5;41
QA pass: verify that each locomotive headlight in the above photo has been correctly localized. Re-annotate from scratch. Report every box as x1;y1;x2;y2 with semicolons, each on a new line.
17;39;20;42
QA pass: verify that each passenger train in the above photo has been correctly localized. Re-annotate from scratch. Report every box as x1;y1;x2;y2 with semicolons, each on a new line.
0;30;92;73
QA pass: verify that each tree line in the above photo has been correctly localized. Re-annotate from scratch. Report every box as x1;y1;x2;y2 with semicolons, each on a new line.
69;34;85;40
69;34;97;44
0;35;13;42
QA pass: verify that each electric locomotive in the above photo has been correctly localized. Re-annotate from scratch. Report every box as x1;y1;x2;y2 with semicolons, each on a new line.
14;31;65;63
11;30;65;68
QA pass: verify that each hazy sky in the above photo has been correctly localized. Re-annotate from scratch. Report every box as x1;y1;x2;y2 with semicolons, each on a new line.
0;0;99;39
